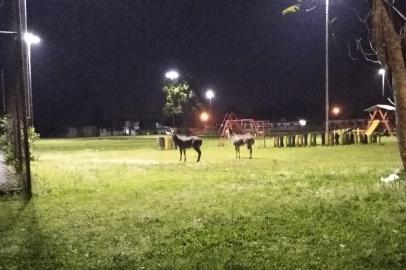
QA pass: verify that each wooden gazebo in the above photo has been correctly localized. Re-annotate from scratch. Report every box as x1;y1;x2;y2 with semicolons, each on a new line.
364;104;395;135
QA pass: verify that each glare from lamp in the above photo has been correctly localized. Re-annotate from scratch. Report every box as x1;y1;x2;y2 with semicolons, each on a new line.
205;89;215;100
332;107;340;116
200;112;209;122
23;32;41;45
165;70;179;81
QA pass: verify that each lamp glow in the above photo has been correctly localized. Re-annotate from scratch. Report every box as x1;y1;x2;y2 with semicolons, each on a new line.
23;32;41;45
205;89;215;100
165;70;179;80
200;112;209;122
332;107;340;116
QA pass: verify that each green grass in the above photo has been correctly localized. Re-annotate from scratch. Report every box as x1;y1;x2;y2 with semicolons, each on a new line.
1;136;406;269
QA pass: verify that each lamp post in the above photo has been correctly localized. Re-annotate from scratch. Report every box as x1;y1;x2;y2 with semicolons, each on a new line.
379;68;386;97
23;32;40;127
325;0;330;137
165;70;180;127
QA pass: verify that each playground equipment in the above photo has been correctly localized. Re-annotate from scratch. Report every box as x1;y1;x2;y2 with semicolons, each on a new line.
218;113;271;145
364;104;395;135
365;120;380;136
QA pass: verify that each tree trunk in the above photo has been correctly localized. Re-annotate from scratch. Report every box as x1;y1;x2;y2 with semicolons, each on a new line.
373;0;406;169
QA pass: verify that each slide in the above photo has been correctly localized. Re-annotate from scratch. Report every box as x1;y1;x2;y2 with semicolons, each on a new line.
365;120;380;136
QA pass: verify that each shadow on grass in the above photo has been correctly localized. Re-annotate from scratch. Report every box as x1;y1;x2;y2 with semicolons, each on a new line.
0;197;62;270
19;201;62;269
0;196;30;233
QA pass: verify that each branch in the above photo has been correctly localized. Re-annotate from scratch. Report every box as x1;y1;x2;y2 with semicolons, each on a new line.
356;38;381;63
347;41;358;61
382;0;406;22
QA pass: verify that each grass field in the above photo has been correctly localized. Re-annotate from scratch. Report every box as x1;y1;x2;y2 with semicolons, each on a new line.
1;136;406;269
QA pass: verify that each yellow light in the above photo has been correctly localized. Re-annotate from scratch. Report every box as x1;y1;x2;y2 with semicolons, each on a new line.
332;107;340;116
200;112;209;122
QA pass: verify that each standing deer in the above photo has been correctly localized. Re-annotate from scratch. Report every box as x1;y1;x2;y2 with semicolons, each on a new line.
172;132;202;162
226;128;255;159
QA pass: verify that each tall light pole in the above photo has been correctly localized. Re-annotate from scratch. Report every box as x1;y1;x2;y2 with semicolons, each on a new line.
325;0;330;137
379;68;386;97
164;70;180;128
23;32;40;127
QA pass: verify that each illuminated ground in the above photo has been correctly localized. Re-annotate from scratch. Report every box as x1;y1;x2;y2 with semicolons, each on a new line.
1;136;405;269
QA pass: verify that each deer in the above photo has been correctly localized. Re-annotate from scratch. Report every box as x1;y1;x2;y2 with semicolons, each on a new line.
172;131;202;162
226;127;255;159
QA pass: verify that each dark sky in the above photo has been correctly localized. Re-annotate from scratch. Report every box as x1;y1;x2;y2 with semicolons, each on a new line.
1;0;397;135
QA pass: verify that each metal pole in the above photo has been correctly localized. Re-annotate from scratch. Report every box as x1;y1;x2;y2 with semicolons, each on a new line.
1;69;5;114
26;42;33;126
209;98;212;113
15;0;32;197
325;0;330;137
382;73;385;97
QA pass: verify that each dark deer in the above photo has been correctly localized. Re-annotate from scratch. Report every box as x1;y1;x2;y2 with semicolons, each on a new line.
172;132;202;162
227;128;255;159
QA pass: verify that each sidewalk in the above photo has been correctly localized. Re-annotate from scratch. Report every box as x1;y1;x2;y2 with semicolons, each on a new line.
0;152;19;191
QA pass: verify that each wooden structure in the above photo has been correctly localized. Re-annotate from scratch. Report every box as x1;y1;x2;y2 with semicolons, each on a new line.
218;113;271;145
364;104;395;135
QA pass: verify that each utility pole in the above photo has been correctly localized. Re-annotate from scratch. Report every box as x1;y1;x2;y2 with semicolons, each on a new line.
11;0;31;197
325;0;330;138
1;69;5;114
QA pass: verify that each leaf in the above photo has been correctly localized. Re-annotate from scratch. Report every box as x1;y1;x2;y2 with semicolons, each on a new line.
282;4;300;15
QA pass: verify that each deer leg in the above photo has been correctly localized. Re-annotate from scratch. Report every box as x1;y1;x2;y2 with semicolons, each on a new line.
193;146;201;162
179;148;182;162
235;145;238;159
248;144;252;159
183;149;186;162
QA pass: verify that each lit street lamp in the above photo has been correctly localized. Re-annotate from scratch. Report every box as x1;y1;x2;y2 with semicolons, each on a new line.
379;68;386;97
165;70;179;81
332;106;340;117
23;32;40;127
205;89;215;113
200;112;209;127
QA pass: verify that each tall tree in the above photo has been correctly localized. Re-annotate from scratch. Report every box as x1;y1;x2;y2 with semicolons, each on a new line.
372;0;406;168
162;80;199;128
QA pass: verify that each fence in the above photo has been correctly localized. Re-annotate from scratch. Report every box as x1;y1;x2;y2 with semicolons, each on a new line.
0;0;32;196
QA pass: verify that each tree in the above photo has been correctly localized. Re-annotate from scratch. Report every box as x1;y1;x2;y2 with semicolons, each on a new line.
162;80;199;128
283;0;406;169
372;0;406;169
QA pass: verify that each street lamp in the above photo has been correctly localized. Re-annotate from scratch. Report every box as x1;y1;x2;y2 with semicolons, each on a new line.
332;106;340;117
299;119;307;127
165;70;179;81
205;89;215;113
200;112;209;128
379;68;386;97
23;32;40;127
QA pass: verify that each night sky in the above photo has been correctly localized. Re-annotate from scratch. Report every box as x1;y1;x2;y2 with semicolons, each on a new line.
1;0;396;135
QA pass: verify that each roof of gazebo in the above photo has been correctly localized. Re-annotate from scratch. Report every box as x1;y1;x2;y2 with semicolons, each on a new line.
364;104;395;112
